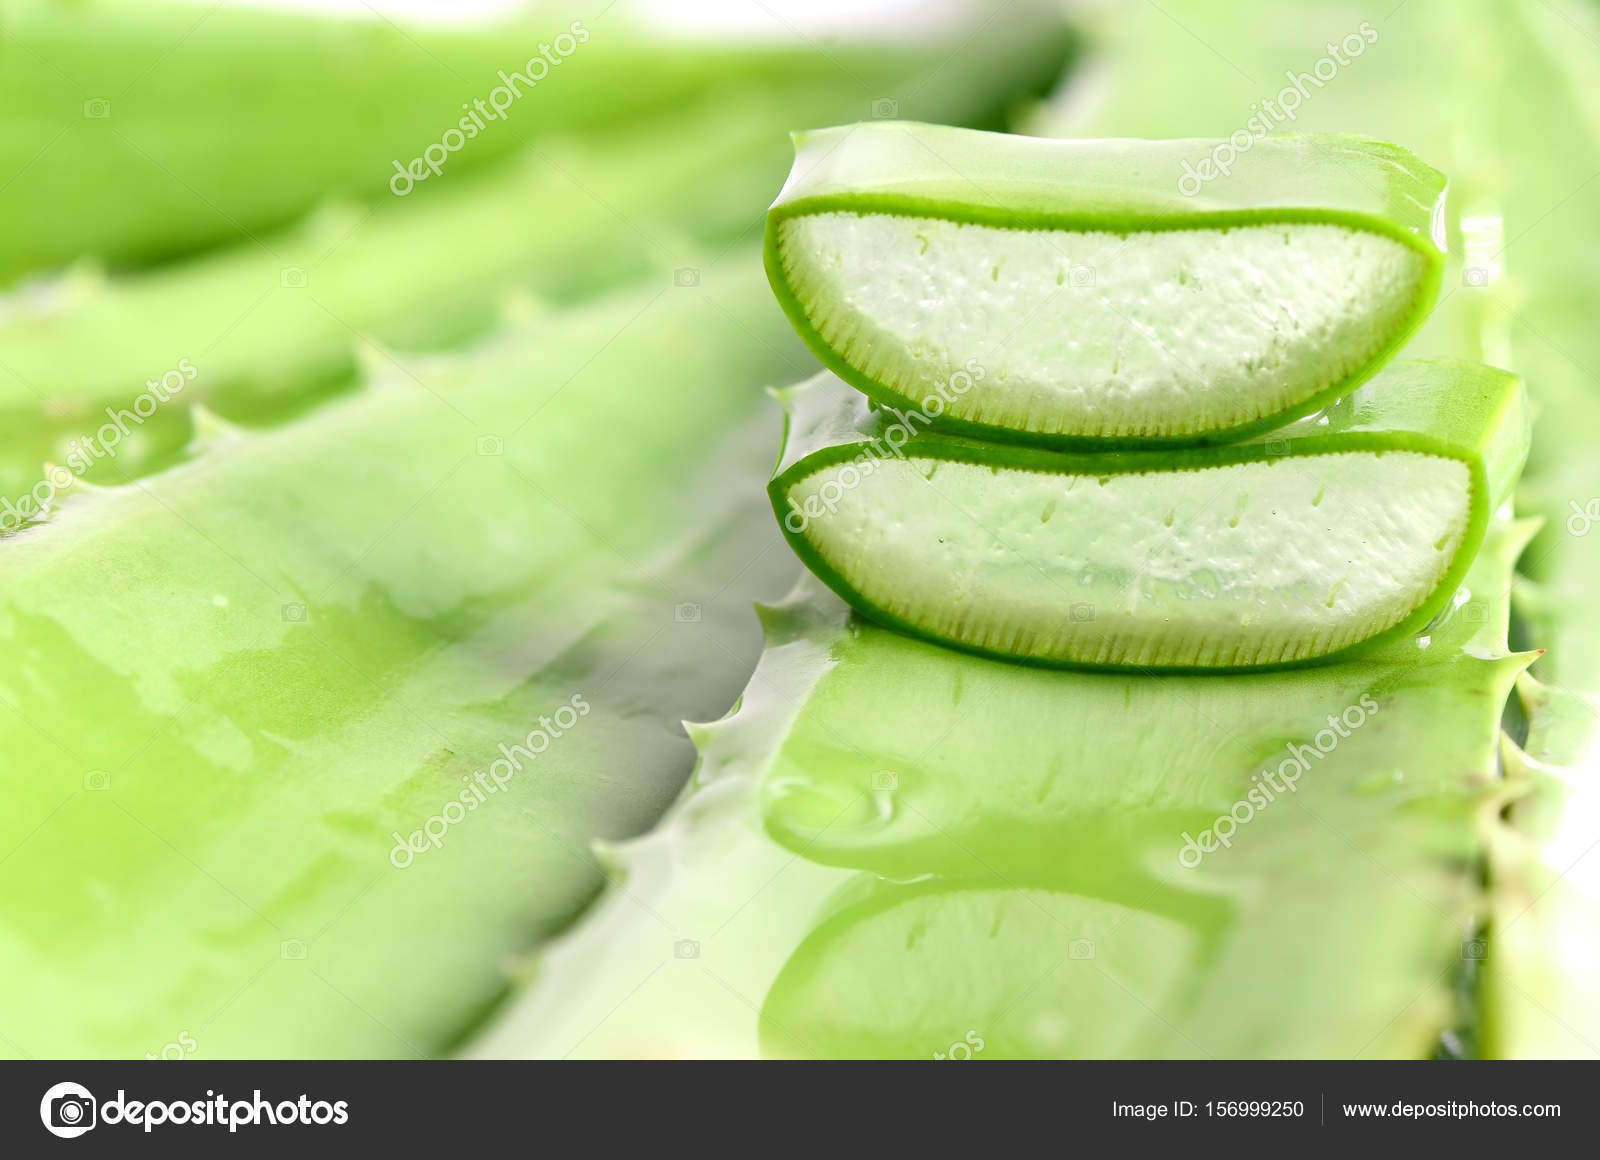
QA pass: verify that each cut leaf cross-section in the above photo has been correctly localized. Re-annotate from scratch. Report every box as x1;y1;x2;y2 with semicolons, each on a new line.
769;360;1527;671
766;124;1448;444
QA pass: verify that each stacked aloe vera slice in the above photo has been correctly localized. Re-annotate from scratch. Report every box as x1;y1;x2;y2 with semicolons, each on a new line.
764;123;1528;671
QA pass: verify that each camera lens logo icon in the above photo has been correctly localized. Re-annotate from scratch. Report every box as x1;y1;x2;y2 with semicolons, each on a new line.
40;1082;96;1138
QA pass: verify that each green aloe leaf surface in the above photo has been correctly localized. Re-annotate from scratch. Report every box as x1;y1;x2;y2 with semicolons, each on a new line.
0;0;1066;282
470;518;1529;1058
0;265;810;1058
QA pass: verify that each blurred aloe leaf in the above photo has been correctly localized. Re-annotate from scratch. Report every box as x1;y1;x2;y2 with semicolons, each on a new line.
0;1;1072;506
0;0;1062;282
1461;0;1600;1059
0;265;804;1058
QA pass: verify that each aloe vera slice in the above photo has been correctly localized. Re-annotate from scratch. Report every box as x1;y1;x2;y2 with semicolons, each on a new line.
769;360;1526;671
765;123;1446;444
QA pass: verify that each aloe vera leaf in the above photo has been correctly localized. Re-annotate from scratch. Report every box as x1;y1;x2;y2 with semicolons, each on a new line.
0;261;825;1059
0;5;1074;445
756;536;1528;1059
0;109;769;523
1448;0;1600;1057
468;517;1530;1058
0;0;1048;283
0;103;793;420
1484;673;1600;1058
1462;0;1600;691
1045;0;1600;1061
0;400;193;516
0;0;604;280
765;123;1445;445
768;360;1526;671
